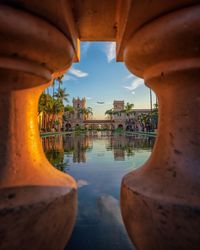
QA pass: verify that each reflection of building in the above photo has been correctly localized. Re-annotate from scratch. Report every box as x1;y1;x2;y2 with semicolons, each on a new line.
106;134;155;161
63;135;92;163
107;135;126;161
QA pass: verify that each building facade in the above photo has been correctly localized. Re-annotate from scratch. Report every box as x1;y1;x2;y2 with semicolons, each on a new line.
64;98;152;131
64;97;89;130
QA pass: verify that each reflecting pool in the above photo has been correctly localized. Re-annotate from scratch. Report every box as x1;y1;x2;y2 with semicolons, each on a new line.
42;132;155;250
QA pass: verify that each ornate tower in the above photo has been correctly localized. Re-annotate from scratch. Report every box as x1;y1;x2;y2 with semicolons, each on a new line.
113;100;124;111
73;97;86;110
113;100;125;129
72;97;86;121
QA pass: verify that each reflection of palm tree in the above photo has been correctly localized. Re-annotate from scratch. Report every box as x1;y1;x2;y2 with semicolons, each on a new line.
125;143;135;157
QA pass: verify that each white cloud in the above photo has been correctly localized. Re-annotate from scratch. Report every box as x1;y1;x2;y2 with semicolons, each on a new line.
98;195;123;224
77;179;89;188
104;42;116;63
86;96;93;100
69;67;88;78
81;42;91;56
126;74;134;80
62;74;76;81
123;77;144;94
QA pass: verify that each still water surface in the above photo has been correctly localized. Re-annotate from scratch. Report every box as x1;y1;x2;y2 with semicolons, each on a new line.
42;132;155;250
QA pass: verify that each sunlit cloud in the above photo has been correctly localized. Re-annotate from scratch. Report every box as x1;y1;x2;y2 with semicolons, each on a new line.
123;77;144;94
104;42;116;63
77;179;89;188
69;67;89;78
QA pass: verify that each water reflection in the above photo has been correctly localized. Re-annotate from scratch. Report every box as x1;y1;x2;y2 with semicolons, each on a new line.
42;132;155;250
63;135;93;163
42;132;155;168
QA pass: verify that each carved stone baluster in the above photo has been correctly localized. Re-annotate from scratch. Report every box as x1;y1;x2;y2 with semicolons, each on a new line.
121;5;200;250
0;5;77;249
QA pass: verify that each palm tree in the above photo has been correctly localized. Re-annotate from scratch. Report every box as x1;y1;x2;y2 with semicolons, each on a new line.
64;105;74;113
85;107;93;119
150;88;153;113
52;79;56;99
78;107;93;120
105;109;114;119
123;102;134;117
151;103;158;129
64;105;74;121
38;93;53;131
50;99;64;131
54;87;69;104
57;75;64;90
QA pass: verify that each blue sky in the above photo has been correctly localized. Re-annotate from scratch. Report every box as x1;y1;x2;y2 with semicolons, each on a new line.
56;42;156;119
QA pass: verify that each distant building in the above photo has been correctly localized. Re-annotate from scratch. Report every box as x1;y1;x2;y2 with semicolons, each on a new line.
63;98;151;131
63;97;91;130
72;97;86;120
112;100;151;130
113;100;126;129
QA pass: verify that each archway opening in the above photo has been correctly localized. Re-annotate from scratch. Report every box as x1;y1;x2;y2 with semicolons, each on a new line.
65;123;72;131
40;41;158;250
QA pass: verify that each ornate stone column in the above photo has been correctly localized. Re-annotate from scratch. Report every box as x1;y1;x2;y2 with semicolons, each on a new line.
121;5;200;250
0;5;77;249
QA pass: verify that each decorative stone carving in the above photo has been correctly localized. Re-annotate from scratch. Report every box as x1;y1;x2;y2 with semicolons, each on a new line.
121;5;200;250
0;5;77;249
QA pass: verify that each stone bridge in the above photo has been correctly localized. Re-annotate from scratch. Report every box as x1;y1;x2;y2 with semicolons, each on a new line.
65;119;126;130
83;119;114;124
